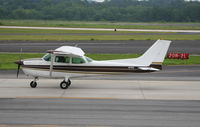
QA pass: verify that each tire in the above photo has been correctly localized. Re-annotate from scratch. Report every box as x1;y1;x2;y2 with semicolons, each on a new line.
68;79;71;85
60;81;69;89
30;81;37;88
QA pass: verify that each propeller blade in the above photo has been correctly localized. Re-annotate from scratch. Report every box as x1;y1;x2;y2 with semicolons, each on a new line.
16;48;23;78
17;64;20;78
19;48;22;61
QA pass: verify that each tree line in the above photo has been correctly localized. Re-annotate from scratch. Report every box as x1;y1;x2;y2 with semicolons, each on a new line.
0;0;200;22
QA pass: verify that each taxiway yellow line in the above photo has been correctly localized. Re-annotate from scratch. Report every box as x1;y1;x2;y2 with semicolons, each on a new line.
0;125;111;127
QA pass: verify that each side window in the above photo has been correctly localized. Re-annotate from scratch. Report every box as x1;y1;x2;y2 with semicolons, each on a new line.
72;57;85;64
55;56;70;63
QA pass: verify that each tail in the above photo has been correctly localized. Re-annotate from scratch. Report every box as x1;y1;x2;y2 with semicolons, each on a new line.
150;39;172;69
135;40;171;69
107;39;171;69
136;39;171;69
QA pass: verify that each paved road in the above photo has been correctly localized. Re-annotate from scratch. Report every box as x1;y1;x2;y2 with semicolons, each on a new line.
0;98;200;127
0;40;200;54
1;26;200;33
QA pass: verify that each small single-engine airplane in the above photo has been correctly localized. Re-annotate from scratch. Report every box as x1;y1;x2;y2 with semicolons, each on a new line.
15;39;171;89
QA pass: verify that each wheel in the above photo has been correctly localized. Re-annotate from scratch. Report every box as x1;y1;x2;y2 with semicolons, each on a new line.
60;80;71;89
30;81;37;88
60;81;68;89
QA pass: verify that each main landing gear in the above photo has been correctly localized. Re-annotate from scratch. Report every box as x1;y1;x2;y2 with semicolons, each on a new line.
60;79;71;89
60;76;71;89
29;77;71;89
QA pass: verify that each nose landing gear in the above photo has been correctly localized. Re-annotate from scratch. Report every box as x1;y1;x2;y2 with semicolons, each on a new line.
30;77;38;88
30;81;37;88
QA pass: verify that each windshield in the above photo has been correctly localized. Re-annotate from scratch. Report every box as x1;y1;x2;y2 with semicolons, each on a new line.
86;57;93;62
43;53;51;61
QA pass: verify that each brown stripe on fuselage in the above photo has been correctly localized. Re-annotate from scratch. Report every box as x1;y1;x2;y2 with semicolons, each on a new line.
23;67;124;75
22;65;156;73
150;64;162;70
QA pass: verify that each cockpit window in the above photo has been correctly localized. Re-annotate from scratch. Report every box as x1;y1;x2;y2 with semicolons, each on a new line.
72;57;85;64
86;57;93;62
55;56;70;63
43;53;51;61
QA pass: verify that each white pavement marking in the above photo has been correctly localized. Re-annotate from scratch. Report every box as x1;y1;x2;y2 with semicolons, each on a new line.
1;26;200;33
0;79;200;100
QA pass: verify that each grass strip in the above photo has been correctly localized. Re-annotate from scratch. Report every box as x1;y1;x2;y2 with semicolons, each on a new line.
0;34;199;41
1;20;200;30
0;28;144;34
0;28;199;41
0;53;200;70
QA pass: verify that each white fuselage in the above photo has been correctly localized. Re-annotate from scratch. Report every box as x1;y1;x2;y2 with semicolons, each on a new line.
22;56;158;79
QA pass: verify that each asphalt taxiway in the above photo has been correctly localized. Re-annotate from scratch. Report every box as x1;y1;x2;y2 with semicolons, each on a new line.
0;99;200;127
1;40;200;54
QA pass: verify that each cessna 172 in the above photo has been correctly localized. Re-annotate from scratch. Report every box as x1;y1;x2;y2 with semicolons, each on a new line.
15;39;171;89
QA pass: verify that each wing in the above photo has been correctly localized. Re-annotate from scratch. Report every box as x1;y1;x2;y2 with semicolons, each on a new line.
47;46;85;57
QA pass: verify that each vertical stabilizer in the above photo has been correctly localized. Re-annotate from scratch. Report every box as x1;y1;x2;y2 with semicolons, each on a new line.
134;39;171;67
106;39;171;68
150;40;171;69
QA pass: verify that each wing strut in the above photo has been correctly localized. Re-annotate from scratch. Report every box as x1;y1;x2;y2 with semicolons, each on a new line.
49;53;55;77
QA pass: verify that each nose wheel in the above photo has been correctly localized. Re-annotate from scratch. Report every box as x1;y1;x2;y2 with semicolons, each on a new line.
60;79;71;89
30;81;37;88
30;77;38;88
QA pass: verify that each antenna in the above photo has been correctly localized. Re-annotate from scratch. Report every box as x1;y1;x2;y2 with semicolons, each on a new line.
75;44;79;47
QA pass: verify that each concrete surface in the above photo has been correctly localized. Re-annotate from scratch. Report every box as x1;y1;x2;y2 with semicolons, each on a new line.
0;79;200;100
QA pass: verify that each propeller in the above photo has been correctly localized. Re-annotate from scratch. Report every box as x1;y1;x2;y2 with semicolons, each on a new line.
16;48;23;78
